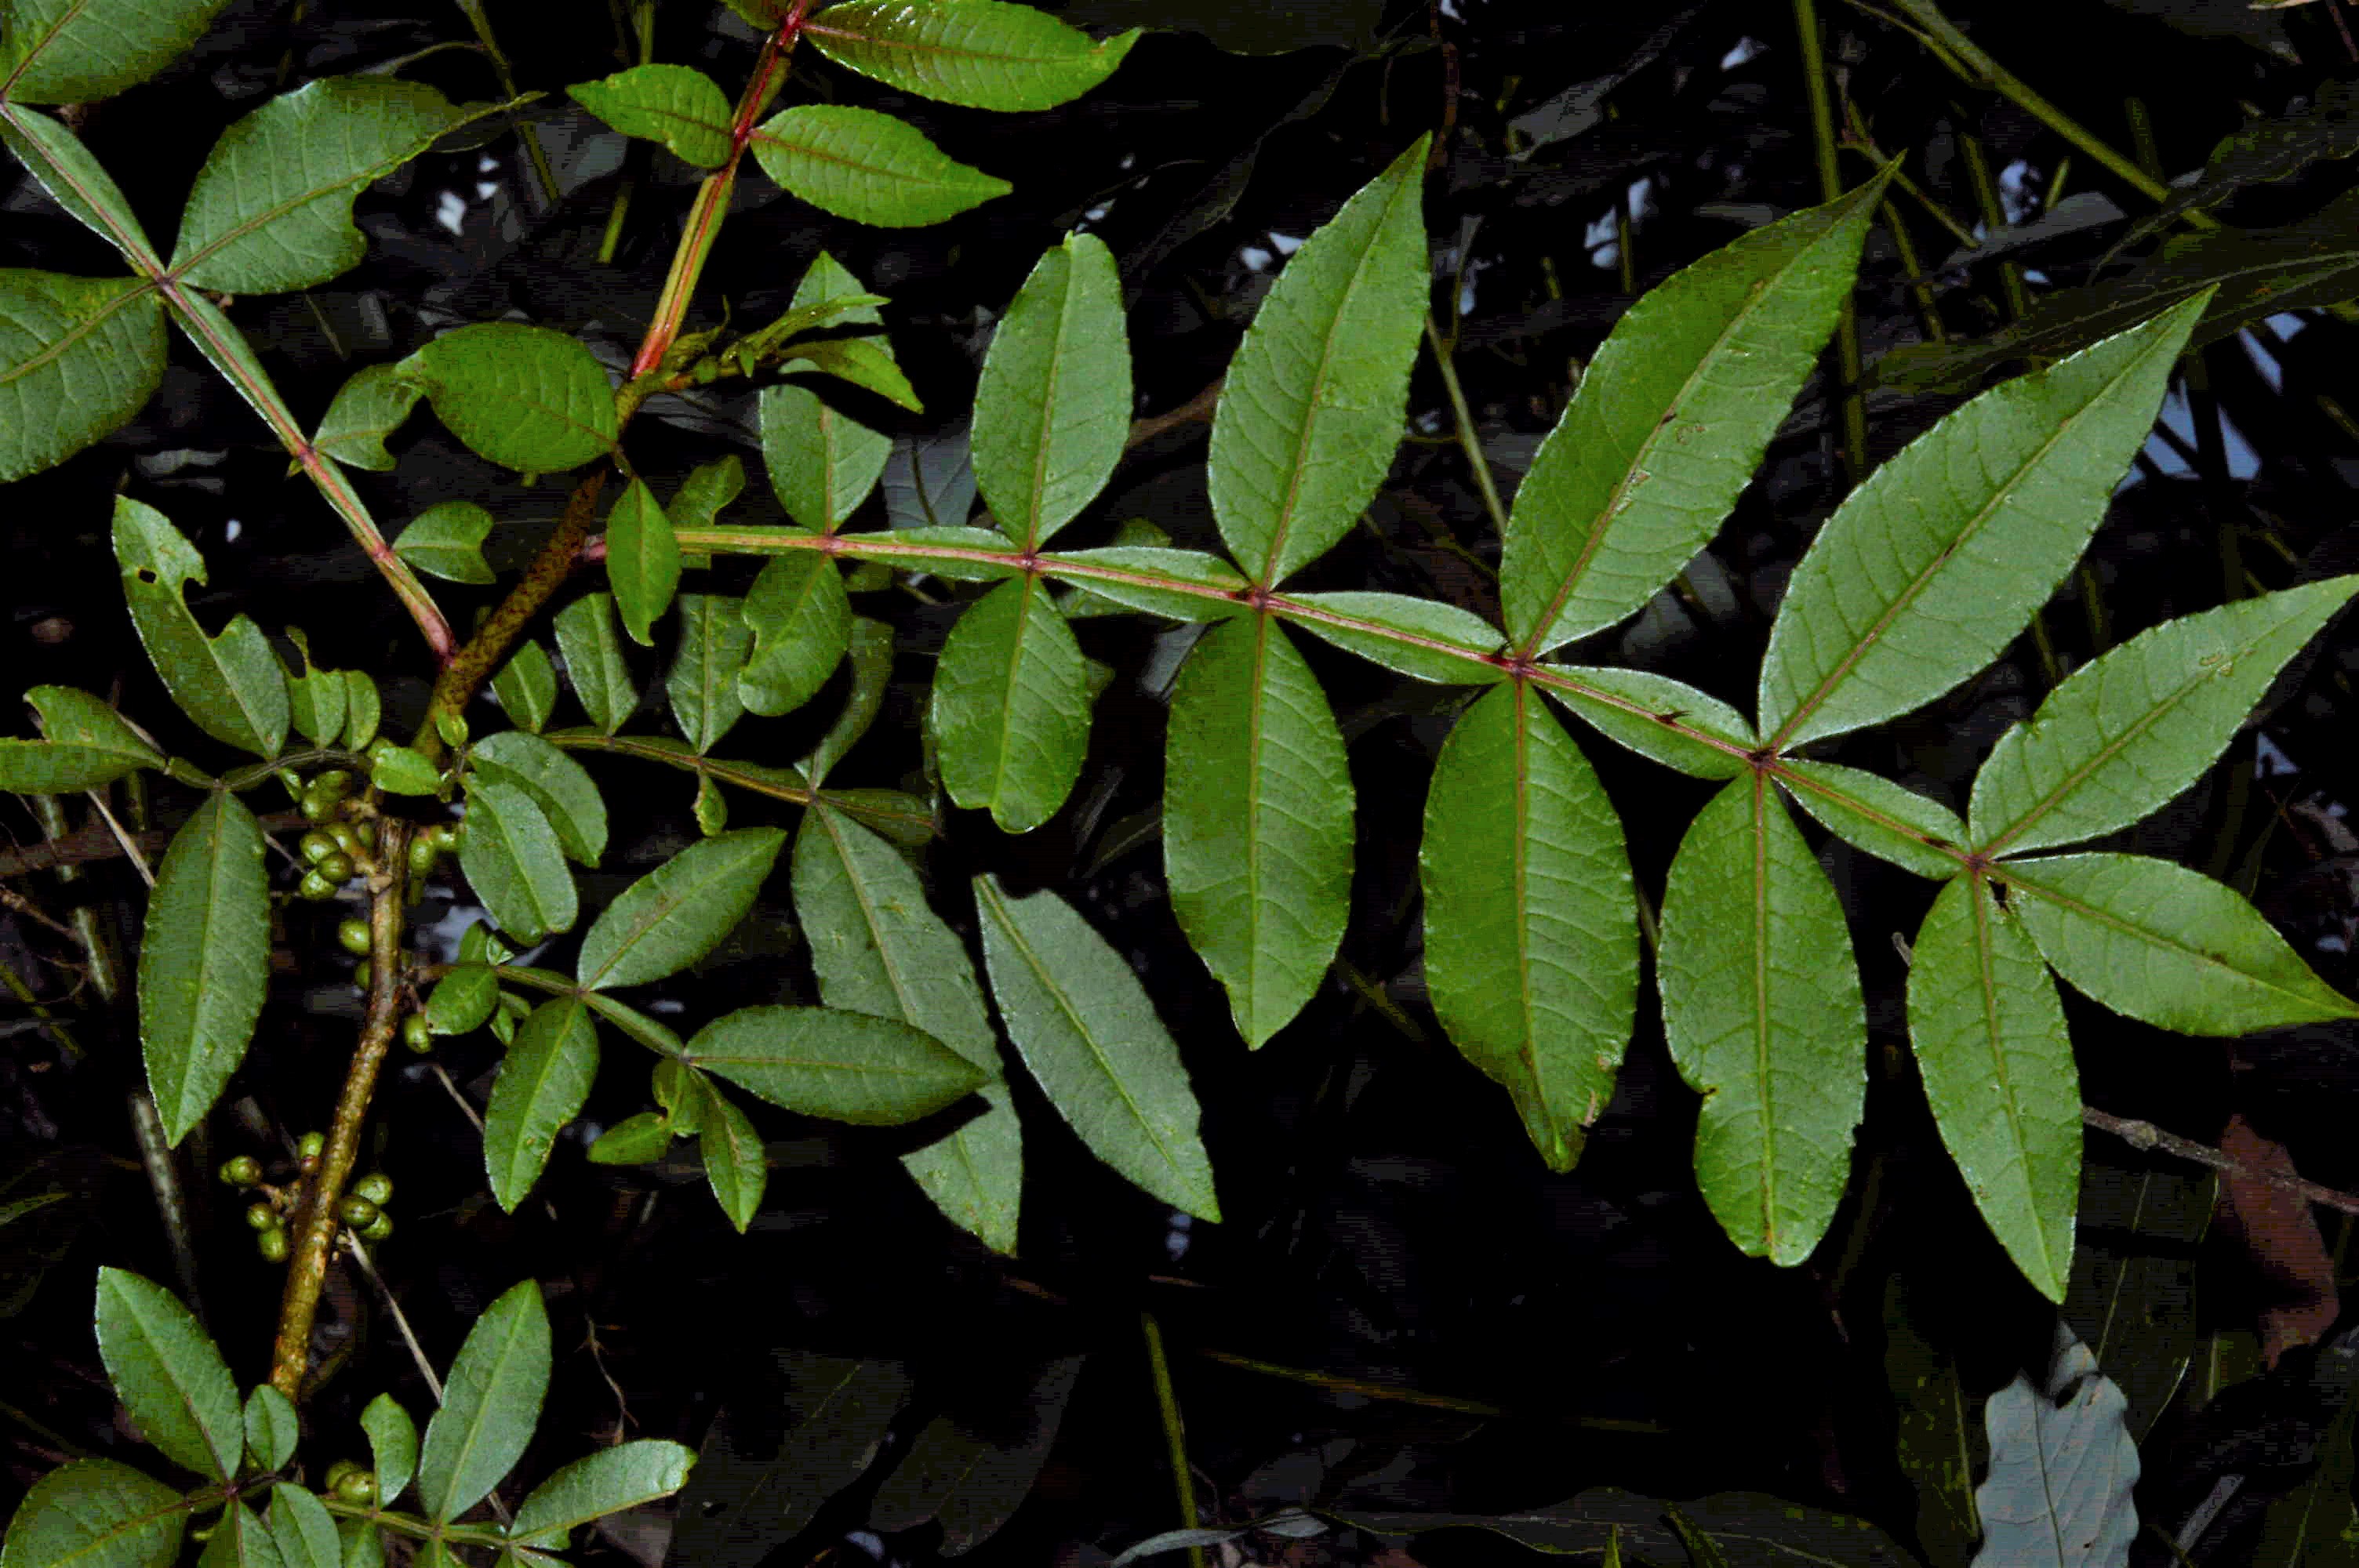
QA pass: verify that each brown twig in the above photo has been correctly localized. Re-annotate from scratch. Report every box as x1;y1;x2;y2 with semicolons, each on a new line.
1;811;307;879
2082;1106;2359;1216
1125;378;1223;451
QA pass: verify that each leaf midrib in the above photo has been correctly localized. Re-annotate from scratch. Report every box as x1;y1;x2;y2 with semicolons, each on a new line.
754;114;998;192
806;15;1096;70
582;837;767;989
427;1306;532;1521
1748;774;1778;1252
1965;878;2055;1291
0;277;156;387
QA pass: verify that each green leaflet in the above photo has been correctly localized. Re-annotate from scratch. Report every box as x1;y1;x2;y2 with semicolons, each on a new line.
1757;292;2209;750
393;499;495;586
415;1279;550;1525
312;361;420;471
667;593;752;753
0;0;232;103
1779;759;1968;880
1539;666;1755;779
93;1269;241;1480
343;670;381;748
200;1497;273;1566
242;1385;296;1471
569;64;731;167
427;966;499;1039
932;577;1092;832
266;1484;338;1568
2002;853;2359;1033
589;1109;673;1165
682;1005;987;1123
1883;1277;1983;1568
368;741;440;796
972;234;1129;547
576;828;785;991
1209;136;1428;587
1656;774;1866;1265
1287;592;1510;684
795;808;1020;1254
358;1398;417;1515
0;1459;187;1568
507;1440;697;1548
469;730;607;866
114;498;288;757
483;996;600;1210
458;779;577;942
1165;615;1354;1046
1906;877;2080;1303
283;640;345;747
554;593;638;734
140;793;269;1145
860;528;1026;580
1045;547;1252;622
783;339;921;412
806;1;1139;111
749;105;1010;227
740;549;852;718
0;685;162;792
695;1071;769;1231
172;78;477;293
671;453;747;532
491;641;558;734
1969;575;2359;857
1419;682;1636;1172
0;106;162;267
396;323;619;474
605;478;679;647
972;876;1220;1221
760;383;891;532
0;270;165;481
801;616;894;784
1499;176;1886;658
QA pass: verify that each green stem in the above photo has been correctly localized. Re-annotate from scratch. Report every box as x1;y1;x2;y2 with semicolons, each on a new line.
1423;313;1510;538
450;0;561;209
1141;1312;1207;1568
1794;0;1867;486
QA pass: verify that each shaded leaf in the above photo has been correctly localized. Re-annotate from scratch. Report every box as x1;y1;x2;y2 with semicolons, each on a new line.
1780;760;1968;880
1324;1486;1913;1565
1972;1324;2138;1568
759;382;890;532
1499;176;1885;656
782;338;921;412
1165;615;1352;1047
140;793;270;1145
1968;577;2359;857
244;1385;298;1472
667;593;752;753
695;1075;768;1232
394;501;494;586
604;478;678;647
569;64;729;167
0;685;162;793
973;875;1220;1220
2003;854;2358;1033
0;1459;187;1568
507;1440;696;1548
1423;682;1635;1171
801;616;894;784
972;234;1129;547
807;1;1138;111
576;827;784;990
482;996;599;1210
871;1356;1085;1554
1541;666;1755;779
343;671;380;749
1757;293;2209;750
1885;1276;1983;1568
1288;592;1508;684
115;498;288;757
2116;81;2359;255
416;1279;551;1525
362;1394;418;1506
0;270;165;481
427;965;500;1037
312;362;419;472
553;593;637;734
749;106;1010;227
1909;878;2081;1303
93;1268;239;1479
0;0;234;104
0;107;162;267
739;549;851;718
459;779;578;942
1657;775;1866;1265
933;577;1092;832
671;453;747;532
1209;137;1428;586
397;324;618;474
470;731;605;867
684;1005;986;1123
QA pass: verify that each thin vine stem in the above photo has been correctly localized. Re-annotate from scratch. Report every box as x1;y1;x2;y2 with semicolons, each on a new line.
1793;0;1868;486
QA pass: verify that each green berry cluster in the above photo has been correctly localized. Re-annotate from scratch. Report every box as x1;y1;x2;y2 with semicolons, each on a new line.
219;1140;393;1253
290;767;373;903
322;1459;377;1505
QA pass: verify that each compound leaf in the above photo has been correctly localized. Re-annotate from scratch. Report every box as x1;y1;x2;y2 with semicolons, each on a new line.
416;1279;550;1525
393;499;494;586
932;576;1092;832
0;0;233;103
806;0;1138;111
1499;175;1885;657
1209;136;1427;587
0;685;162;793
605;478;678;647
172;78;476;293
759;383;890;533
0;270;165;481
1907;877;2080;1304
140;793;269;1145
482;996;599;1211
739;549;850;719
397;323;618;474
1657;774;1866;1265
684;1006;987;1123
569;64;730;167
749;106;1009;227
2003;853;2358;1033
1969;576;2359;857
553;593;637;734
972;876;1219;1221
972;234;1129;548
1758;292;2210;750
93;1268;240;1480
459;778;577;942
667;593;752;753
1420;682;1636;1172
1165;615;1353;1047
114;498;287;757
469;730;607;866
576;827;784;991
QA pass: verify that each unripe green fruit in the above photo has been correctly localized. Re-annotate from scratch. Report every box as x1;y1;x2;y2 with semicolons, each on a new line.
352;819;378;849
352;960;372;991
324;1460;358;1490
336;918;371;956
316;851;354;884
402;1014;433;1053
297;869;337;902
299;830;338;865
219;1156;262;1188
351;1172;394;1206
408;836;439;877
430;822;460;851
299;791;336;823
257;1229;289;1263
333;1470;376;1505
313;770;354;800
338;1194;380;1226
298;1131;326;1161
245;1202;278;1232
326;822;361;854
358;1211;393;1243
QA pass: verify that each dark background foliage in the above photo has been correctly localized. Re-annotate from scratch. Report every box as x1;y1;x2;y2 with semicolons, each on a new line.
5;1;2359;1563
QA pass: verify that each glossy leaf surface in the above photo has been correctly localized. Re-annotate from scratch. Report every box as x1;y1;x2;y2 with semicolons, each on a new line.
0;0;233;103
1209;137;1427;587
416;1279;550;1524
750;106;1010;227
0;1459;186;1568
483;996;599;1210
140;793;269;1145
394;500;494;585
1657;775;1866;1265
667;593;751;753
93;1269;239;1480
0;270;164;481
932;577;1092;832
554;593;636;734
739;550;850;718
569;64;730;166
115;498;287;756
492;642;557;738
605;478;678;647
0;685;162;792
312;361;419;471
1541;666;1755;779
459;779;578;942
696;1076;768;1232
577;828;784;991
470;731;606;867
362;1394;418;1505
760;382;890;532
397;324;618;474
684;1006;987;1123
972;234;1129;547
508;1440;697;1548
1288;592;1508;684
806;1;1138;111
973;877;1219;1221
1779;759;1968;880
